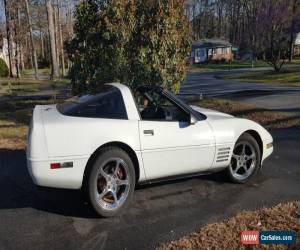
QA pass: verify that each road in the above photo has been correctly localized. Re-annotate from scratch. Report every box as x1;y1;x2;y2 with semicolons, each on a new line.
181;69;300;116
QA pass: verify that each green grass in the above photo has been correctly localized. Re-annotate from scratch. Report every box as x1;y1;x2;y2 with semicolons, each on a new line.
188;59;300;73
290;59;300;65
222;68;300;87
0;99;55;149
20;68;69;78
0;77;70;96
188;60;269;72
21;68;51;76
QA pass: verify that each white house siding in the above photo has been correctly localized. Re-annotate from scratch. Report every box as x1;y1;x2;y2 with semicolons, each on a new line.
295;33;300;46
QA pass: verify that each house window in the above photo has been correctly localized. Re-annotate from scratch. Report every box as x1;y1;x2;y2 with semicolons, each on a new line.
198;49;205;57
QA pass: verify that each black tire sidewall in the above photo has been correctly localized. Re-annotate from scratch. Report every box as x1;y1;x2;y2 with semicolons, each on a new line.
228;133;261;184
88;147;136;217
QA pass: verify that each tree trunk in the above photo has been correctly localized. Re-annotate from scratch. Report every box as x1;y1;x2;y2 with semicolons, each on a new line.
38;6;45;60
3;0;13;77
57;1;65;76
17;5;25;71
53;4;60;72
46;0;59;78
40;31;45;59
13;12;20;78
25;0;38;79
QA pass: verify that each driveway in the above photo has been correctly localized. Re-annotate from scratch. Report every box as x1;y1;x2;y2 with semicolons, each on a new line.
0;68;299;249
0;125;299;250
181;69;300;116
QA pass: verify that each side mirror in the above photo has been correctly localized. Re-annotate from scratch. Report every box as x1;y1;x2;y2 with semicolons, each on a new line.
189;114;198;125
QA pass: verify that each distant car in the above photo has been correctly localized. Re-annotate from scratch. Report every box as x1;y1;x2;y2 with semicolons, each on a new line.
27;83;273;217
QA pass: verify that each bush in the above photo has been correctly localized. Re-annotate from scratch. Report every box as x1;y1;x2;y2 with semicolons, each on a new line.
67;0;191;94
0;58;9;77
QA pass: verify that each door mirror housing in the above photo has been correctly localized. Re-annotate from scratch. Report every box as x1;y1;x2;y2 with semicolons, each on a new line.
189;114;198;125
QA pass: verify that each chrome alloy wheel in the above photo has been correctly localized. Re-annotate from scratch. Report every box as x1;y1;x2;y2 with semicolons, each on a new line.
229;142;257;181
95;157;130;211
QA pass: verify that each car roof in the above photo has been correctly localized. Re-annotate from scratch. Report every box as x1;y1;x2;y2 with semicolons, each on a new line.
106;82;163;92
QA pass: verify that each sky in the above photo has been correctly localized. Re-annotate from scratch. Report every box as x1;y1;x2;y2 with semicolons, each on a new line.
0;0;4;22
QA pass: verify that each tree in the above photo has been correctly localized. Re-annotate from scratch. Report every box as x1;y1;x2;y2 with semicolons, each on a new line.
56;0;66;76
3;0;13;77
25;0;39;79
256;0;291;72
67;0;191;94
46;0;59;78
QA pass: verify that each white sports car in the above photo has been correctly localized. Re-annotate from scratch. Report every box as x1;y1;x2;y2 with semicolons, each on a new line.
27;83;273;217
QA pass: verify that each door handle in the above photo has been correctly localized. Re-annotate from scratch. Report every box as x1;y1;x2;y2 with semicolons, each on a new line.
143;129;154;136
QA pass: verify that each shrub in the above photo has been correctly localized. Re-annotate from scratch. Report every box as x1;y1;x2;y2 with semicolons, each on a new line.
67;0;191;94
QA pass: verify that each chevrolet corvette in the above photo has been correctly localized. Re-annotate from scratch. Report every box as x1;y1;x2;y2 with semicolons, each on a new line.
27;83;273;217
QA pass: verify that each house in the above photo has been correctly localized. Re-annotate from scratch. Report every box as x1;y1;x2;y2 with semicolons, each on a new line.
293;32;300;56
0;37;10;68
190;39;233;64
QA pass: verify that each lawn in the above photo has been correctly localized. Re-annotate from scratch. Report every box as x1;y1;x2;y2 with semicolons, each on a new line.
189;98;300;130
0;99;56;150
188;60;269;73
222;68;300;87
0;74;70;150
158;201;300;250
0;77;70;96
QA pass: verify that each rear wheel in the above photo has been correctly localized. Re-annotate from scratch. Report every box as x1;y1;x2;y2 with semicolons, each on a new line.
227;133;261;183
88;147;135;217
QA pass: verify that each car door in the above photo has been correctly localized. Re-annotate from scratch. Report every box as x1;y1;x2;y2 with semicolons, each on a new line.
137;89;215;180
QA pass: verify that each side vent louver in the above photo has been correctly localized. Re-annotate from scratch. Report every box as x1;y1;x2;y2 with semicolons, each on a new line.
216;147;230;163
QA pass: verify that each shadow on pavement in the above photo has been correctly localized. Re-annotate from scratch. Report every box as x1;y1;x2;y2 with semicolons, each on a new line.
0;149;99;218
0;148;239;219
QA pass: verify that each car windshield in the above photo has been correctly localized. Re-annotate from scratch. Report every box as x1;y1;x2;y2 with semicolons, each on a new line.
163;89;206;120
57;85;128;119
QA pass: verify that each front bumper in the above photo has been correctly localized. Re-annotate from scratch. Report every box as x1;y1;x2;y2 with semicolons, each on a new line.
27;156;89;189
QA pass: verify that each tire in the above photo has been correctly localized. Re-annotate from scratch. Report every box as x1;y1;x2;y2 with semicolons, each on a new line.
227;133;261;183
87;147;135;217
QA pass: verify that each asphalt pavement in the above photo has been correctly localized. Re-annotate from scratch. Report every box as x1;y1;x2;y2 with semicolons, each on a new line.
181;68;300;116
0;126;300;250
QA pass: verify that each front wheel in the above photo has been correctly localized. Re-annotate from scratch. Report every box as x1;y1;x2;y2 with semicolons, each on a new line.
227;133;261;183
87;147;135;217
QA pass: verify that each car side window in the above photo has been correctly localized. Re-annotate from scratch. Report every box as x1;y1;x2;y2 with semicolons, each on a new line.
57;86;128;119
134;89;189;122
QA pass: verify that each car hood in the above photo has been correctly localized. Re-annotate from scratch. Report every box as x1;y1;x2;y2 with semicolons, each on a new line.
190;105;234;120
